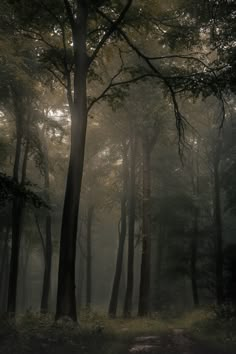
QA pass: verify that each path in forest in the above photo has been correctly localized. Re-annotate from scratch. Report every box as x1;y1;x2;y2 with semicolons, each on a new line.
128;329;231;354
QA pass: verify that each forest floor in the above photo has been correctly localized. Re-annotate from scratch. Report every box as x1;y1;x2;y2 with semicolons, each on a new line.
0;309;236;354
128;330;233;354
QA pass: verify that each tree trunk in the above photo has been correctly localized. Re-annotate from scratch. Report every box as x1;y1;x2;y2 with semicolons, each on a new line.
138;136;151;316
191;206;199;307
56;2;89;321
153;224;165;311
20;239;31;312
77;223;85;312
213;149;224;305
123;131;137;317
41;134;52;314
86;205;94;311
191;147;200;307
40;214;52;313
7;122;29;315
108;144;128;318
0;225;10;312
2;245;9;312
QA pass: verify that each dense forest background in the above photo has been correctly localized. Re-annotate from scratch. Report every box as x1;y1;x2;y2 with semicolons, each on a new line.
0;0;236;329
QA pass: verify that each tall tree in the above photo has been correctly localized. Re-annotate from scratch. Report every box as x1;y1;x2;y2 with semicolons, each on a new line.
7;94;31;314
123;127;137;317
86;205;94;311
108;141;128;318
40;128;53;314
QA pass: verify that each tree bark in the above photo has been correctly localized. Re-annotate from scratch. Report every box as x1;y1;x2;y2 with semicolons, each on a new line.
56;1;89;321
123;130;137;317
7;106;28;315
191;147;200;307
77;222;85;312
40;214;52;313
20;238;31;311
86;205;94;311
153;224;165;311
0;225;10;312
213;144;224;305
108;144;128;318
138;135;151;316
191;206;199;307
41;132;52;314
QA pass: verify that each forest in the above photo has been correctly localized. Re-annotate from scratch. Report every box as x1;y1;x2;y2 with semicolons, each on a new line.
0;1;236;353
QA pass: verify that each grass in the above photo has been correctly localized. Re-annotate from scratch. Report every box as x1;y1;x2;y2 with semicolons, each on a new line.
1;307;236;353
169;306;236;352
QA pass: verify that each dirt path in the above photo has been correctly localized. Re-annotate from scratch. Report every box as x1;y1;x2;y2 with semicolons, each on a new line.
128;330;232;354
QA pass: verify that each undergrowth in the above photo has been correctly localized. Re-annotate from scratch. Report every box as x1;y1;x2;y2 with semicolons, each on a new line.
0;307;236;353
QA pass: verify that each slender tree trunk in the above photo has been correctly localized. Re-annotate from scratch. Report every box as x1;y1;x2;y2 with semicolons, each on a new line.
153;224;165;311
2;245;9;312
191;206;199;307
56;2;89;321
40;214;52;313
213;151;224;305
0;225;10;311
41;135;52;314
123;131;137;317
138;136;151;316
77;252;85;312
191;147;200;307
108;144;128;318
21;240;30;311
86;205;94;311
77;223;85;312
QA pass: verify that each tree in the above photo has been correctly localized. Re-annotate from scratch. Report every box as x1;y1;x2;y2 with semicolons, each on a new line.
123;125;137;317
108;140;128;317
86;205;94;311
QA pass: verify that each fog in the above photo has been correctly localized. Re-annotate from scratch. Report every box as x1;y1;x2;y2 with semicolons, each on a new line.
0;1;235;353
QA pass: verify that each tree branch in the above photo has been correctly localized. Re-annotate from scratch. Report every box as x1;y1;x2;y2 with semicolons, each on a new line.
64;0;75;30
96;8;203;154
46;67;66;88
89;0;133;66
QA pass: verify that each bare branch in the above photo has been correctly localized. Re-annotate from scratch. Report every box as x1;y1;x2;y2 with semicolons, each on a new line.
89;0;133;66
46;67;66;88
20;28;55;50
39;0;64;27
96;8;206;154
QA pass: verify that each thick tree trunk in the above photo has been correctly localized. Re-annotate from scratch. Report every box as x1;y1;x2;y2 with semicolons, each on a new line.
108;145;128;318
7;127;28;314
123;131;136;317
56;3;89;321
138;136;151;316
86;205;94;310
213;154;224;305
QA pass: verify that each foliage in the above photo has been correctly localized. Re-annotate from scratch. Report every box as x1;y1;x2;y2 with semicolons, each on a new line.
0;173;47;209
